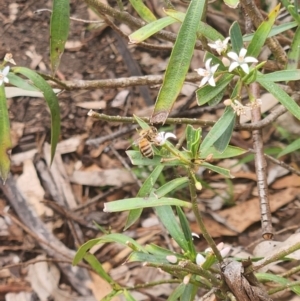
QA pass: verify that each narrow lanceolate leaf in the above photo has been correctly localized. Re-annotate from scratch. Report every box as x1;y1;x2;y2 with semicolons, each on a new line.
286;26;300;70
229;22;243;54
124;165;164;230
257;70;300;82
257;79;300;120
0;85;12;181
196;74;234;106
201;162;233;178
7;73;39;92
155;205;189;251
73;233;147;265
200;106;236;153
277;137;300;158
200;145;247;159
129;17;176;44
50;0;70;74
104;197;192;212
129;0;156;23
247;4;281;58
151;0;205;124
164;9;224;41
84;253;113;283
12;67;60;164
213;115;235;153
243;21;297;42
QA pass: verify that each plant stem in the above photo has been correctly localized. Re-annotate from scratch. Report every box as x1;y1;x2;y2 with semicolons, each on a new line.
188;169;222;263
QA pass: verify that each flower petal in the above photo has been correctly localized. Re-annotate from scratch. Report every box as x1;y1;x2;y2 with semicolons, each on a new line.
239;48;247;58
199;76;208;87
195;68;206;76
2;66;10;76
223;37;230;45
228;62;239;72
208;42;217;49
205;58;212;70
244;56;258;63
227;51;239;61
211;64;219;74
208;76;216;86
240;63;250;74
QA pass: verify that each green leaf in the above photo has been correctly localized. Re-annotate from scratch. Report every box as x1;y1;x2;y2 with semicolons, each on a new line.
213;115;235;153
167;283;185;301
224;0;239;9
256;273;300;295
281;0;300;23
155;205;189;251
200;107;236;153
176;206;196;259
181;283;198;301
155;177;189;198
243;21;298;42
200;145;247;159
128;251;172;264
125;165;164;230
257;70;300;82
129;17;176;44
229;21;243;53
201;162;233;178
73;233;147;265
277;138;300;157
12;67;60;164
126;150;183;166
50;0;70;74
164;9;224;41
123;290;137;301
151;0;205;124
287;26;300;70
104;196;192;212
84;253;113;283
129;0;156;23
247;4;280;58
257;79;300;120
145;243;184;258
0;85;12;181
196;74;234;106
7;73;39;91
186;125;202;158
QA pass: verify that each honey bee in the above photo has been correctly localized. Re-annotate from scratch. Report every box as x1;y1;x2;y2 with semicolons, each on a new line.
136;126;158;158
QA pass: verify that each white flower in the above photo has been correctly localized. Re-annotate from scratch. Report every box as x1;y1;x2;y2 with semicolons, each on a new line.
208;37;230;55
231;100;251;116
194;58;219;87
227;48;258;74
154;132;177;146
196;253;205;266
4;53;16;65
0;66;10;86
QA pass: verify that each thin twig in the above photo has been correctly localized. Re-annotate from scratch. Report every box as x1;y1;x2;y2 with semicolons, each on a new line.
188;168;223;263
239;0;287;66
251;85;273;240
249;149;300;176
84;0;203;49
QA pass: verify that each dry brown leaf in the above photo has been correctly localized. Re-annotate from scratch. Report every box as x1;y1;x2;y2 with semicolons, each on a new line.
272;174;300;189
190;218;236;237
76;101;107;110
16;160;52;217
88;272;119;301
70;169;135;186
218;187;300;233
